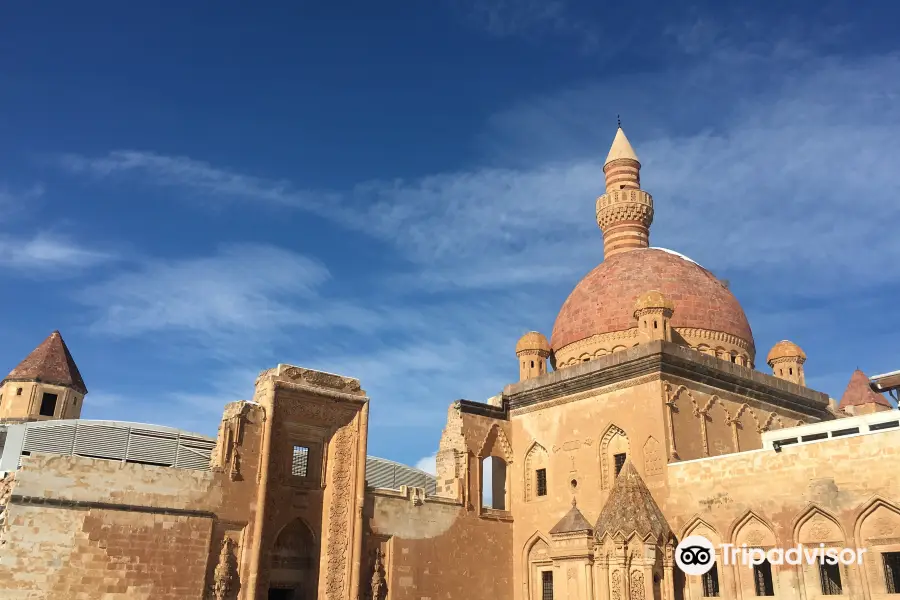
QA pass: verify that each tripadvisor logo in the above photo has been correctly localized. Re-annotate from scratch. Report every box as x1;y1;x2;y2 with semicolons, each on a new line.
675;535;868;574
676;536;716;575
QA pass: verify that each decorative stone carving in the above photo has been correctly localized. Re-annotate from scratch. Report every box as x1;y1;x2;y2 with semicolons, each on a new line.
567;566;577;580
524;442;549;501
600;424;627;491
479;424;513;464
562;440;581;452
611;570;622;600
758;412;784;433
325;425;356;600
807;518;834;542
284;400;353;426
280;365;363;393
630;570;645;600
642;437;662;477
744;529;765;546
211;401;253;479
874;516;897;537
213;537;238;600
371;548;386;600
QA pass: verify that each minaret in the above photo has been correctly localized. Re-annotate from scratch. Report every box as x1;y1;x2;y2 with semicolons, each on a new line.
596;124;654;258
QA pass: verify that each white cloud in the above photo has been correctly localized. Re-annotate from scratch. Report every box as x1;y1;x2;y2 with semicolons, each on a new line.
74;244;379;337
53;37;900;465
0;232;111;272
59;52;900;297
415;453;437;475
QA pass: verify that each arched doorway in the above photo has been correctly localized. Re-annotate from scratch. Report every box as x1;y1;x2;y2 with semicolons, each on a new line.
268;518;318;600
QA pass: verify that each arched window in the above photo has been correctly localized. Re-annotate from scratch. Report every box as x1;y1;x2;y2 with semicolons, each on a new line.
524;443;549;502
482;456;508;510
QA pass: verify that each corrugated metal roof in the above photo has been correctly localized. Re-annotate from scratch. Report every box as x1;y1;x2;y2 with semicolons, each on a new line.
1;419;436;493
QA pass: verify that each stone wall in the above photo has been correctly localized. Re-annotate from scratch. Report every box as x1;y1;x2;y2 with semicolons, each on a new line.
664;428;900;599
364;489;513;600
0;453;222;599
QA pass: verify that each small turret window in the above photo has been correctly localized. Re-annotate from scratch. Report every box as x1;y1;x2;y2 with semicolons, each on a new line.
16;388;22;395
39;393;58;417
539;360;543;369
654;320;658;329
789;367;793;375
530;360;535;368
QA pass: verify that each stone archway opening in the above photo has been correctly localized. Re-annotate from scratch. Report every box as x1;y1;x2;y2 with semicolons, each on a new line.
268;518;319;600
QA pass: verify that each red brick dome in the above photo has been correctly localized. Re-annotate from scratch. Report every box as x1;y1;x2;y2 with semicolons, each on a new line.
550;248;754;351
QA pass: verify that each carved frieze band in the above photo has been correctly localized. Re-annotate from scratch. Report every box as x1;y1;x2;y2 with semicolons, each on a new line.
556;327;753;368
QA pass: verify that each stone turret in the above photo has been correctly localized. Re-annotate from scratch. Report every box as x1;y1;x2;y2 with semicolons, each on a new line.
766;340;806;386
634;291;674;343
0;331;87;422
516;331;551;381
596;126;654;259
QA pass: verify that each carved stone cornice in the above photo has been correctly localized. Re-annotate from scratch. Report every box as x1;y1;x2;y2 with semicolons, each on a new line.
504;341;832;419
675;328;755;353
768;355;806;366
596;190;654;230
455;399;509;420
272;379;369;405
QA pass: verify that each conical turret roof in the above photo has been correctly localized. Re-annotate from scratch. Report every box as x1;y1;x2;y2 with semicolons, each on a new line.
3;331;87;394
594;460;670;542
550;498;593;534
839;369;891;409
604;127;640;165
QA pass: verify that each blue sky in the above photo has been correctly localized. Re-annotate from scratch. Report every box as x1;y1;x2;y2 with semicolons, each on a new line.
2;1;899;474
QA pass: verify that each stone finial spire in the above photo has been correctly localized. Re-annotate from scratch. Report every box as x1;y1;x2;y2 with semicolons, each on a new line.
596;126;654;259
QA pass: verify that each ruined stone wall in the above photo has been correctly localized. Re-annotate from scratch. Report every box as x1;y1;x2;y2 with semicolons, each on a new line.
364;489;513;600
0;453;224;599
663;428;900;599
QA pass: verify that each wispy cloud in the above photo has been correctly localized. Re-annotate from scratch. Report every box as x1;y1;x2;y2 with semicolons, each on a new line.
73;244;391;338
60;47;900;295
455;0;598;50
0;231;112;273
0;183;44;216
415;453;437;475
53;36;900;464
